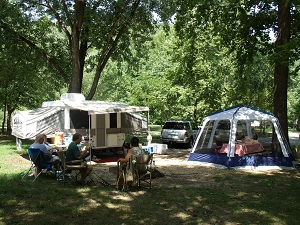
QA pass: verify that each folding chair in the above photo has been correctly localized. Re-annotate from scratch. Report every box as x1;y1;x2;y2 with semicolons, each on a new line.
21;147;53;182
116;154;154;191
116;161;128;191
57;151;101;186
57;151;90;185
20;151;36;180
131;153;154;188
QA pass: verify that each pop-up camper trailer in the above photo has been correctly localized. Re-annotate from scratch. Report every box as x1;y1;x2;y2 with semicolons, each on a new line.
188;106;295;170
12;93;149;150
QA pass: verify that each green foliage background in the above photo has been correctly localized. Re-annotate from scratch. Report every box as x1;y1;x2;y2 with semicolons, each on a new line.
0;0;299;129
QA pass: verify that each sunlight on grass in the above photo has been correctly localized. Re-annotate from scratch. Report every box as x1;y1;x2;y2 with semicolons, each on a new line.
238;208;287;225
1;135;300;225
111;194;134;202
172;211;191;220
85;198;102;208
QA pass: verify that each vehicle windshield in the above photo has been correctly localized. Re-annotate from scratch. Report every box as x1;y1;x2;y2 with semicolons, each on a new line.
163;122;188;130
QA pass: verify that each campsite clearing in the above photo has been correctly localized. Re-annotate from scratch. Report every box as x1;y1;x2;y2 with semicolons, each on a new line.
92;146;300;188
1;135;300;224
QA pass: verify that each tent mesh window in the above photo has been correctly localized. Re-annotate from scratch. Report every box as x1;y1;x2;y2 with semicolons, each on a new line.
194;119;284;156
194;120;216;154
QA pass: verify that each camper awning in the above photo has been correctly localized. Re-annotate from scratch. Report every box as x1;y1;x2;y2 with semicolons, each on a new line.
42;100;149;114
66;101;149;114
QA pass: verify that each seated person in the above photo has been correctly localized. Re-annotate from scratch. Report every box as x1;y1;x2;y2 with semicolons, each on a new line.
66;133;93;184
118;137;145;163
117;137;149;187
29;134;60;172
42;134;59;157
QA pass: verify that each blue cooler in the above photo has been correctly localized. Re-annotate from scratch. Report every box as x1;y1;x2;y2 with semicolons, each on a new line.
147;147;153;154
64;136;72;146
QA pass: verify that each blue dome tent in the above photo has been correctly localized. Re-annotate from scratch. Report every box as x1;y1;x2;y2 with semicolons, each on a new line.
188;106;295;170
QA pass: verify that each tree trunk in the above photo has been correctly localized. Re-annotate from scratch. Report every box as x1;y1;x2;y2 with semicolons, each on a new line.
6;104;14;134
68;29;83;93
273;0;291;141
67;0;85;93
193;98;198;122
1;99;7;134
297;114;300;131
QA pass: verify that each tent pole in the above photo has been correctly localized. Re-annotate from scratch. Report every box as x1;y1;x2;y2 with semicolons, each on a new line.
16;137;22;150
147;111;150;132
89;113;92;164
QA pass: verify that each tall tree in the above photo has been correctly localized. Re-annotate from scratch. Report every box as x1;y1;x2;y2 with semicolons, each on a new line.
93;27;176;124
0;36;64;133
0;1;67;132
1;0;176;100
174;0;300;139
273;0;291;139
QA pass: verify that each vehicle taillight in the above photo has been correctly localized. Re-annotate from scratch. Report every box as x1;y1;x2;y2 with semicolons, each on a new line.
184;131;188;137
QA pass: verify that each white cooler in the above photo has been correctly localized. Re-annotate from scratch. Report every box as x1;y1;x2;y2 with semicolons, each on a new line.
149;143;168;154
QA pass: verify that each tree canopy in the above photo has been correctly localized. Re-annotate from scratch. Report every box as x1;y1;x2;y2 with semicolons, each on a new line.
173;0;300;138
0;0;300;137
1;0;176;99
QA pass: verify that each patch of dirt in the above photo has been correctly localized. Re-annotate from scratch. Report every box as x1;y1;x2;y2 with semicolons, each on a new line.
90;148;247;188
19;147;298;188
92;147;300;189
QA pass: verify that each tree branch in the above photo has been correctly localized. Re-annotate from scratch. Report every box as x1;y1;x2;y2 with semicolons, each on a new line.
0;20;70;83
45;0;71;41
62;0;73;28
86;0;141;100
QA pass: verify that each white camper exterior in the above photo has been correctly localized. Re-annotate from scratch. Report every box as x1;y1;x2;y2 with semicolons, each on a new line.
12;93;149;150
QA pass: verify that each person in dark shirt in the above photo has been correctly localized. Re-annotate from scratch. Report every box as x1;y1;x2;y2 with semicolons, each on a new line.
66;133;93;184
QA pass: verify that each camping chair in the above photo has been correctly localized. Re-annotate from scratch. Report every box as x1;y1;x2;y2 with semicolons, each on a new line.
57;151;105;185
116;154;154;191
21;151;36;180
57;151;85;185
116;161;128;191
21;147;53;182
131;154;154;188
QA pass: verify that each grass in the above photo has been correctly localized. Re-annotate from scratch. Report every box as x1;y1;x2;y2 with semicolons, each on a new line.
1;135;300;225
125;125;162;144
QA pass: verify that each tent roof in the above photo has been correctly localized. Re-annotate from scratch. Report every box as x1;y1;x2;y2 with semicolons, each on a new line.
13;107;63;123
42;100;149;114
204;106;275;121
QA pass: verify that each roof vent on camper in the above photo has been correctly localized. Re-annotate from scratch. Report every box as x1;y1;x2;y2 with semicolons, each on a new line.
60;93;85;101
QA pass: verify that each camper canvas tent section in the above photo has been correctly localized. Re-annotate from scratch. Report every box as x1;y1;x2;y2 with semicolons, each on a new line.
11;107;64;140
12;93;150;150
188;106;295;170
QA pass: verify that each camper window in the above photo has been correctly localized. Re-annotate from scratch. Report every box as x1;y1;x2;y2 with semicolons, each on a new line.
110;113;117;128
70;110;89;129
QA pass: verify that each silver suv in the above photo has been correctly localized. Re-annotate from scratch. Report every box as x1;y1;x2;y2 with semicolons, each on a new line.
161;120;199;147
214;120;247;146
